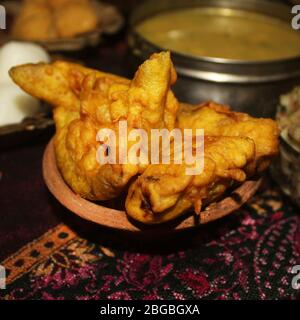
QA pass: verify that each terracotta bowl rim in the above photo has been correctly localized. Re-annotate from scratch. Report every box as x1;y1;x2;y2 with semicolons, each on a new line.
42;138;262;233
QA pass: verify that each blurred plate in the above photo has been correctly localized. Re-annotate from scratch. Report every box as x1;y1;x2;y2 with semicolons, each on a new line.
0;112;54;149
0;0;124;52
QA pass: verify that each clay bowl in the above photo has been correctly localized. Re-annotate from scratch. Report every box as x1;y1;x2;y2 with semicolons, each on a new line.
43;139;262;233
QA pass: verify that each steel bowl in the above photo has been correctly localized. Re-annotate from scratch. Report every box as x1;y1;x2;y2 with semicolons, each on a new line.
128;0;300;117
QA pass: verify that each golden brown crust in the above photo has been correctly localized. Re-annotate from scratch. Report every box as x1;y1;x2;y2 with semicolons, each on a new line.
10;52;179;201
9;53;279;224
12;0;99;40
125;136;256;224
177;101;279;175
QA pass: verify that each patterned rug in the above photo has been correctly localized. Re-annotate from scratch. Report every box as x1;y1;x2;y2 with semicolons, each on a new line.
0;182;299;300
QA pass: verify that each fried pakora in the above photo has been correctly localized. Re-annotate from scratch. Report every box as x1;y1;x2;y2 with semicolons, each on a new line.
12;1;57;41
125;102;279;224
9;51;279;225
178;102;279;173
125;136;256;224
10;52;179;200
54;1;98;38
12;0;99;40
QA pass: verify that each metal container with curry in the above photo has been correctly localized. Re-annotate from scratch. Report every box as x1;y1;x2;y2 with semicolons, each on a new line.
129;0;300;117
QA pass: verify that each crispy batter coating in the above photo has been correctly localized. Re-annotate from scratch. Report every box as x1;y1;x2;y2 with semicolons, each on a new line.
9;52;279;225
126;136;255;224
54;2;98;38
12;0;98;40
125;102;279;224
178;102;279;173
9;59;128;111
10;52;179;200
12;1;57;40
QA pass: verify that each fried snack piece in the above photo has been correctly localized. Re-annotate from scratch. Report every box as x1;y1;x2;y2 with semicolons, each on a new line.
12;1;57;40
9;51;279;225
10;52;179;200
9;59;129;111
178;102;279;173
126;136;255;224
54;1;98;38
12;0;98;40
125;102;279;224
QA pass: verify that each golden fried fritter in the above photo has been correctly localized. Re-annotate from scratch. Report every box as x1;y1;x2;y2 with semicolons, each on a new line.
12;1;57;40
54;1;98;38
126;136;255;224
125;101;279;224
10;52;179;200
178;102;279;173
12;0;98;40
9;51;279;225
9;60;129;111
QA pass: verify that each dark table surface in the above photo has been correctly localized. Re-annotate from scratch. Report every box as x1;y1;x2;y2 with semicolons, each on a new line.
0;1;299;300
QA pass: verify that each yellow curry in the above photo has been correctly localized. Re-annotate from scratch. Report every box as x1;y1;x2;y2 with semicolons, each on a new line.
136;7;300;61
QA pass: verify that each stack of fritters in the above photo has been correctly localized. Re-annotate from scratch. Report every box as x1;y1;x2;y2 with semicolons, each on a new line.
9;52;279;224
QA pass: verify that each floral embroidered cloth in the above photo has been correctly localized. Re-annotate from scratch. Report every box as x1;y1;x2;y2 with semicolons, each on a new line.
0;141;299;300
